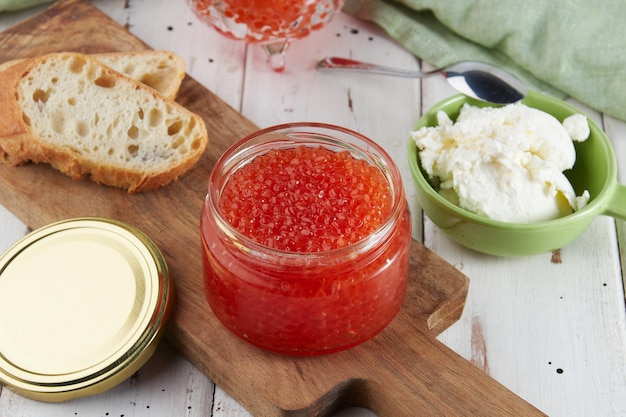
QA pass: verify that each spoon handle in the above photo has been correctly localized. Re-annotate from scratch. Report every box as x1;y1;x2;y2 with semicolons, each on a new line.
317;57;440;78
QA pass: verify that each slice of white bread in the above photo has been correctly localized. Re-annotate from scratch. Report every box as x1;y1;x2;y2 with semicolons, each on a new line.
0;50;186;99
0;52;208;193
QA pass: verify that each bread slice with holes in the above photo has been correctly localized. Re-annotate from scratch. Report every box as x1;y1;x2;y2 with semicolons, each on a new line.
0;52;208;193
0;50;186;99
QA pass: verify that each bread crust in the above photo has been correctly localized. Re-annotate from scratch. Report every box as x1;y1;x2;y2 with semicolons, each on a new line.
0;52;208;193
0;58;35;163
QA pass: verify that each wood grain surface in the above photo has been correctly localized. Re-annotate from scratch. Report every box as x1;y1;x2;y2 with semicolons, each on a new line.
0;1;544;415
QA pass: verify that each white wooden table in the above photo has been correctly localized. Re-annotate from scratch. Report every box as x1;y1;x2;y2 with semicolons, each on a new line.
0;1;625;416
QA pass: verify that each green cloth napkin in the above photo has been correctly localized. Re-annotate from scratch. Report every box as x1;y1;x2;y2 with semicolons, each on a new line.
344;0;626;122
0;0;52;12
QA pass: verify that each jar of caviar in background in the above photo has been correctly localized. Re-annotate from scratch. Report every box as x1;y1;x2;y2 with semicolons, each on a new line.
200;123;411;355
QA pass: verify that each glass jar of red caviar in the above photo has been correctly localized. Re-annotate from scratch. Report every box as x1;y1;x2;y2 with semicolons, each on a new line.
200;123;411;356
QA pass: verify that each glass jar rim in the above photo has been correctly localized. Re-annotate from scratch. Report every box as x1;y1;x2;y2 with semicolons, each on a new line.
206;122;406;260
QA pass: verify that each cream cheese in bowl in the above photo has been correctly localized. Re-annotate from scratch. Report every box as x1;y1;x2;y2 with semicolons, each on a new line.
411;102;590;223
408;92;626;256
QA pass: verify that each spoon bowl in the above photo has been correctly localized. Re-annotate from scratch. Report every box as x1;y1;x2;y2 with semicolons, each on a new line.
317;57;528;105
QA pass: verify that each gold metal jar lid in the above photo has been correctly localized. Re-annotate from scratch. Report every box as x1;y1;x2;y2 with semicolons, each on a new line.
0;217;172;402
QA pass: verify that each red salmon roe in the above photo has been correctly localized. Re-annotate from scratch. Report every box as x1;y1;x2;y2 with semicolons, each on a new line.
193;0;338;42
219;146;393;252
201;130;411;356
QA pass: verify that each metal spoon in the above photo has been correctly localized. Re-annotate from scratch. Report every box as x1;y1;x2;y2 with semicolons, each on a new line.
317;57;528;105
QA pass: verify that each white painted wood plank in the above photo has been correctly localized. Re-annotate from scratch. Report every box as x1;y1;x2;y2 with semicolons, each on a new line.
604;115;626;292
0;342;215;416
0;206;28;253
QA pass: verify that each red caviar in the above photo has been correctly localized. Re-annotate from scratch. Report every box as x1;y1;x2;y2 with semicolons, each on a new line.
190;0;342;43
219;146;392;252
201;124;411;355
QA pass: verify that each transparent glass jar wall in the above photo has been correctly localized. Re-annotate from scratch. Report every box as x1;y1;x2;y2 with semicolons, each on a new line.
187;0;345;71
200;123;411;355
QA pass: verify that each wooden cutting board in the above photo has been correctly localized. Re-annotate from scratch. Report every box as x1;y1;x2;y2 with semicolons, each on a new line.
0;1;544;415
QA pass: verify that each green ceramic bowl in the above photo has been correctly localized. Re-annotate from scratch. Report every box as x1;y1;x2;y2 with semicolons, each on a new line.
408;91;626;256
